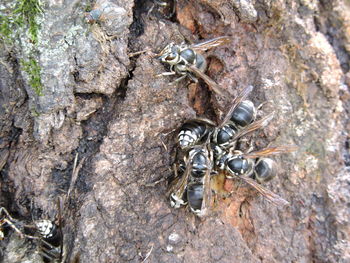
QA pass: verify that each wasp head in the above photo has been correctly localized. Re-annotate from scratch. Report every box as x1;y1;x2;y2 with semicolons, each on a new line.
158;43;181;64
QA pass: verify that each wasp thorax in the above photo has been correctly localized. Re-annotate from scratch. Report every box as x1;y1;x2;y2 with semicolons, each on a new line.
254;158;276;183
230;100;256;127
227;156;250;175
191;151;208;177
179;48;196;64
215;124;237;146
215;149;230;170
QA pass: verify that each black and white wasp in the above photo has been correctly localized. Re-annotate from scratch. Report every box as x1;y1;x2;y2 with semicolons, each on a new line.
168;142;214;217
217;146;297;207
157;36;232;97
177;118;216;150
0;200;64;263
168;85;297;216
35;218;63;262
26;198;65;262
176;86;274;151
211;85;274;150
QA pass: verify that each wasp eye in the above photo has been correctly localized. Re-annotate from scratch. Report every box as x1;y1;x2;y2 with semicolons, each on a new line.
165;53;177;61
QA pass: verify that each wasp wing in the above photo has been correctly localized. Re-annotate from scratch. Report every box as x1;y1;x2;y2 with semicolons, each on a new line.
219;85;254;127
197;148;214;217
238;176;289;207
187;65;231;98
229;111;274;142
190;36;232;52
243;145;298;159
184;117;216;127
167;160;192;204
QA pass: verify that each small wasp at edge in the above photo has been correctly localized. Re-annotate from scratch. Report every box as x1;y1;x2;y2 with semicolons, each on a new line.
157;36;232;97
219;146;297;207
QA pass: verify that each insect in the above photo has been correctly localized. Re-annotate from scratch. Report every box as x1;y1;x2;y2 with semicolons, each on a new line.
176;86;253;150
176;86;273;151
0;201;64;263
168;143;214;217
168;84;296;216
219;146;297;207
157;36;232;96
35;219;63;262
177;118;216;150
33;199;64;263
0;207;62;262
211;85;274;150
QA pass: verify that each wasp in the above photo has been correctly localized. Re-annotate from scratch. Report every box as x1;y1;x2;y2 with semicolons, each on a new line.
0;206;61;262
169;142;214;217
169;85;296;215
0;200;64;263
177;118;216;150
211;85;274;150
33;199;64;263
219;146;297;207
157;36;232;97
176;86;273;151
35;219;63;262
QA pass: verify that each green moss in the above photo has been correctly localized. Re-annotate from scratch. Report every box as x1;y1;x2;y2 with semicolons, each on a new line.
1;1;44;95
0;15;13;43
0;0;42;43
13;0;43;43
85;3;93;12
21;58;43;96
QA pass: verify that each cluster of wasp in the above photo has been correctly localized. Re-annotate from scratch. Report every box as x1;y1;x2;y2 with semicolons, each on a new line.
0;35;296;261
157;36;296;217
0;202;64;262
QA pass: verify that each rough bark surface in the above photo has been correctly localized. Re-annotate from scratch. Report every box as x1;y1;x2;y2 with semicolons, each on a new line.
0;0;350;262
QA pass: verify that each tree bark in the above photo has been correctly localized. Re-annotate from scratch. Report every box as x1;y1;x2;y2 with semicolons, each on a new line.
0;0;349;262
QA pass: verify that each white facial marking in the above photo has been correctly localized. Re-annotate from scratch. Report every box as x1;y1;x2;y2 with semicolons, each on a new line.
36;220;54;238
183;135;191;142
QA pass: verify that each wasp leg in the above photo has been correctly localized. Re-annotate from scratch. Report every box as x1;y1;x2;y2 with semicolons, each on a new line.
39;248;60;262
186;73;198;83
168;74;187;85
159;129;177;151
256;100;273;111
156;71;177;78
1;218;38;240
0;207;16;222
242;138;255;154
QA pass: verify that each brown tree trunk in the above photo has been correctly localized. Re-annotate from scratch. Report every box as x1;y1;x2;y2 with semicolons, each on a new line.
0;0;349;262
